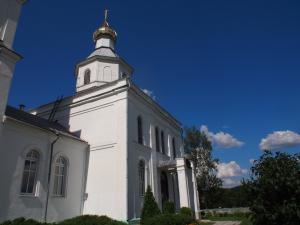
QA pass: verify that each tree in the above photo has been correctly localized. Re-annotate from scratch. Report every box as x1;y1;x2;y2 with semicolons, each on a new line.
140;186;161;225
184;126;222;209
243;151;300;225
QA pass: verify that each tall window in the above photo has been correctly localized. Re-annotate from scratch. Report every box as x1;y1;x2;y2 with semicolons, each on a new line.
138;160;145;197
161;131;165;154
155;127;160;152
172;138;176;159
21;150;39;195
53;156;67;197
137;116;143;145
84;69;91;85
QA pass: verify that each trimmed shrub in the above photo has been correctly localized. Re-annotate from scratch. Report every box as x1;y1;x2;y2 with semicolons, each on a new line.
140;186;161;225
143;214;193;225
0;218;41;225
0;221;12;225
58;215;126;225
1;216;126;225
162;201;175;214
10;218;25;225
180;207;193;217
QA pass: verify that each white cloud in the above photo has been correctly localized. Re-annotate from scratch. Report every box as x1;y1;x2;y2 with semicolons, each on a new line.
217;161;247;178
142;89;156;100
200;125;244;149
222;178;241;188
217;161;248;188
259;130;300;150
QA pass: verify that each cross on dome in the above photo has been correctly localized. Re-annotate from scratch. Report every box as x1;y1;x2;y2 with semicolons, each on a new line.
93;9;117;42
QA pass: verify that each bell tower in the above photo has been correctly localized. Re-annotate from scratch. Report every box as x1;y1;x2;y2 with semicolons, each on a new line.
75;10;133;93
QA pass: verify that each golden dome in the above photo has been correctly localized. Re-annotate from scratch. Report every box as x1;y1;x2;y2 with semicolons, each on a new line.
93;10;117;42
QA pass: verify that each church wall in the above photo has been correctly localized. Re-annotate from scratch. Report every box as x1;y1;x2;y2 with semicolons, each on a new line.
70;90;128;221
0;119;88;222
127;90;183;219
33;81;130;221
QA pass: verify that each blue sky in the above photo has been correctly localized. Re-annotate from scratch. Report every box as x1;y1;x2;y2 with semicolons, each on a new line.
9;0;300;187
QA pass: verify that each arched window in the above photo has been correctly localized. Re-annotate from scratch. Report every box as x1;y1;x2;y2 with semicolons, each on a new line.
137;116;143;145
138;160;145;197
21;150;39;195
161;131;165;154
84;69;91;85
155;127;160;152
172;138;176;159
53;156;67;197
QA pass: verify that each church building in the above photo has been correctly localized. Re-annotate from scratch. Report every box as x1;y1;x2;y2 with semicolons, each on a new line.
0;1;200;223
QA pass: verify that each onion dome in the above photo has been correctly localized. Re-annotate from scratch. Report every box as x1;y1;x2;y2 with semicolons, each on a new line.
93;10;117;42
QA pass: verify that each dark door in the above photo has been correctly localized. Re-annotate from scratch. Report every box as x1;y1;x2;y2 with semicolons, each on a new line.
160;171;169;206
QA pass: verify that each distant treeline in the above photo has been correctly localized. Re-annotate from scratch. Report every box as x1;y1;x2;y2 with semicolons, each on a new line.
201;185;249;209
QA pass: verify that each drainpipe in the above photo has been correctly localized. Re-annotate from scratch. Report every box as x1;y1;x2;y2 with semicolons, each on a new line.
44;131;60;223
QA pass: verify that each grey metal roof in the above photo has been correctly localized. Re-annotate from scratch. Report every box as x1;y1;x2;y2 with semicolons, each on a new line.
5;105;84;141
88;47;118;58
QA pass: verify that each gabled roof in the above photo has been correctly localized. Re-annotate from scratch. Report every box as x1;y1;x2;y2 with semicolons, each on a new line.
5;106;85;142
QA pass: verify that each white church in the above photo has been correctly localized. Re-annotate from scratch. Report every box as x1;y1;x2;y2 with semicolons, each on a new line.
0;0;200;223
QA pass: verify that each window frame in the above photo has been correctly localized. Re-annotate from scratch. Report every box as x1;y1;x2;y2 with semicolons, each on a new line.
172;138;176;159
161;130;165;154
84;69;91;85
155;127;160;152
52;156;68;197
138;160;146;197
20;150;40;196
137;116;143;145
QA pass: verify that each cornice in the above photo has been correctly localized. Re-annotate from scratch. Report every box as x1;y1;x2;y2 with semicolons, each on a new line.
0;43;22;62
16;0;27;5
129;81;182;130
75;55;134;76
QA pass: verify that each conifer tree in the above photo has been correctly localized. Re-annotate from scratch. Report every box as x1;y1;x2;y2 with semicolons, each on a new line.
140;186;161;224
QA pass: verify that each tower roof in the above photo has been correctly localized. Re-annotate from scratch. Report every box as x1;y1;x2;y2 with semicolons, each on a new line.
93;10;117;42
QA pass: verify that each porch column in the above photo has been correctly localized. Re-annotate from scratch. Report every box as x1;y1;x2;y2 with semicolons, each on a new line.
191;162;200;219
176;158;190;207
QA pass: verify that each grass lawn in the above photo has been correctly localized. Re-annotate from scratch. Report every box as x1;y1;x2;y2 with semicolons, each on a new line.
204;216;252;225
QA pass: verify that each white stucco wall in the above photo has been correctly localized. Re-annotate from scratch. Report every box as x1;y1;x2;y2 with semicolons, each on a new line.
127;88;183;219
33;80;129;221
0;118;88;222
0;0;25;49
0;0;24;125
0;53;17;121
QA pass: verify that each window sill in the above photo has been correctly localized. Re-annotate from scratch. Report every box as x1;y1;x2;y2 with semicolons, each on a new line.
134;141;151;150
52;195;66;198
19;194;39;198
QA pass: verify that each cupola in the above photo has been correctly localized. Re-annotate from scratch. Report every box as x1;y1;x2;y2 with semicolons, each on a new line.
75;10;134;93
93;10;117;50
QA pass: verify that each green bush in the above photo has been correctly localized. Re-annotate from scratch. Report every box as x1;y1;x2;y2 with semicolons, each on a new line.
143;214;193;225
244;151;300;225
140;186;161;225
1;215;126;225
58;215;126;225
179;207;193;217
162;201;175;214
0;218;42;225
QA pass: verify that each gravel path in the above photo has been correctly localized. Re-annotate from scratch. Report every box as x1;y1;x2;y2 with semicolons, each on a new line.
213;221;241;225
